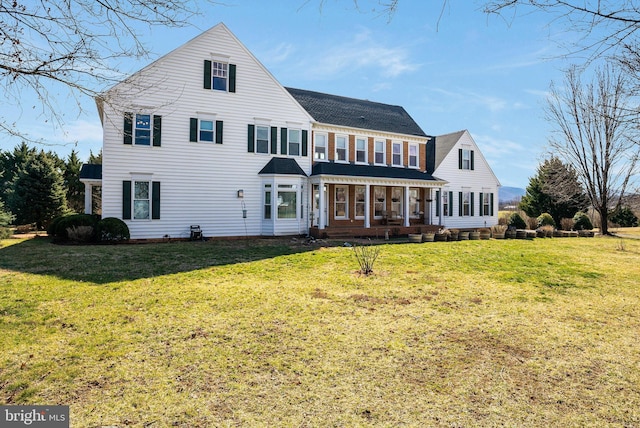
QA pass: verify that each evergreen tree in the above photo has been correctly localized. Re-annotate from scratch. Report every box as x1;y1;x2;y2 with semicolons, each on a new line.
0;200;14;227
1;143;36;207
520;157;589;226
9;150;67;229
65;150;84;213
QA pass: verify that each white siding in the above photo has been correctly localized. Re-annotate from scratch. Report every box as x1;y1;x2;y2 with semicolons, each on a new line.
100;24;313;239
432;131;501;229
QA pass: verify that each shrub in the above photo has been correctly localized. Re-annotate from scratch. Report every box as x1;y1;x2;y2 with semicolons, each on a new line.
47;216;64;237
66;225;95;243
96;217;130;242
491;224;507;234
508;212;527;230
0;227;12;239
560;217;575;231
609;206;638;227
353;244;380;275
573;212;593;230
52;214;99;242
537;212;556;228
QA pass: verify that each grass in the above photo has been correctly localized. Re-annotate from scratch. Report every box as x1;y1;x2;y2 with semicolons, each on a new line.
1;235;639;426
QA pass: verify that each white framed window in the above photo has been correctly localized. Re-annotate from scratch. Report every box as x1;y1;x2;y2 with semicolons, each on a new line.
374;186;385;218
356;137;367;164
462;149;471;170
392;142;402;166
133;181;150;219
264;184;272;219
288;129;301;156
212;61;228;91
277;184;297;219
199;120;214;142
134;114;151;146
256;125;270;154
462;191;471;216
442;192;449;216
355;186;365;218
391;187;402;215
335;135;348;162
374;140;386;165
314;133;327;160
335;185;348;219
483;192;491;216
409;144;418;168
409;188;420;218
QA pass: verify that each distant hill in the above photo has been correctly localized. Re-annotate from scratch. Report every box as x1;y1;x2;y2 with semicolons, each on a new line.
499;186;525;204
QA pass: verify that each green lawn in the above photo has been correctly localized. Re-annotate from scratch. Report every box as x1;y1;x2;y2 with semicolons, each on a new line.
1;236;639;427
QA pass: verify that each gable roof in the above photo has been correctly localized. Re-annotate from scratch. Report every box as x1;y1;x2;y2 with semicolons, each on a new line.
286;87;427;138
434;130;466;169
258;157;307;176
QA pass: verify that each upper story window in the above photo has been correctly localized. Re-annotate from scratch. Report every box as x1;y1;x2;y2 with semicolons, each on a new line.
459;148;474;170
212;61;227;90
335;135;348;162
392;142;402;166
356;137;367;163
204;59;236;93
409;144;418;168
256;126;270;154
124;112;161;146
288;129;301;156
199;120;214;142
374;140;385;165
190;117;223;144
314;133;327;160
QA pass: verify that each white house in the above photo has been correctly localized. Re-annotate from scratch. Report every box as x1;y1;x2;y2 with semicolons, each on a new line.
81;23;501;240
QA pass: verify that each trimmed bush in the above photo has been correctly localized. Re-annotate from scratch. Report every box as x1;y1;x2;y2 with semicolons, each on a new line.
609;206;638;227
0;227;12;239
97;217;130;242
573;212;593;231
508;212;527;230
537;212;556;228
47;215;64;236
52;214;100;242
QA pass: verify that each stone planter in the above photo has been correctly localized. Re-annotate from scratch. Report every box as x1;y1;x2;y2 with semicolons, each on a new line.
469;231;480;240
408;233;423;243
459;231;470;240
422;233;435;242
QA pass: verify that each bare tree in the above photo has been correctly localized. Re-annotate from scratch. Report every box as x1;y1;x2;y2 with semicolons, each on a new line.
546;64;640;235
0;1;213;143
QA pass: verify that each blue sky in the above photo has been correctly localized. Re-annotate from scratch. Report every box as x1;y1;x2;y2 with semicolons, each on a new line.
1;0;584;188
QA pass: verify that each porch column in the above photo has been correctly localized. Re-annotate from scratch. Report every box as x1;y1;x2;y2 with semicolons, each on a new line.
319;180;326;230
364;184;371;228
84;182;92;214
404;186;410;227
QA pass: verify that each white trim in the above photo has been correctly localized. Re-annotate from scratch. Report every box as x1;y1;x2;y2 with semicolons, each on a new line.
408;143;419;169
391;141;403;167
335;134;349;163
355;136;368;165
374;139;386;166
314;132;328;162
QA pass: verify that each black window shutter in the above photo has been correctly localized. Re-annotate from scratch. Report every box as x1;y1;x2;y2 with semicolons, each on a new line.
153;115;162;147
122;181;132;219
247;124;255;152
302;130;308;156
270;127;278;154
479;192;483;216
490;193;494;216
229;64;236;93
152;182;161;220
436;190;440;216
189;118;198;142
216;120;223;144
124;112;133;145
449;191;453;216
459;192;463;216
471;150;475;170
458;148;462;169
204;60;212;89
281;127;288;155
471;192;475;216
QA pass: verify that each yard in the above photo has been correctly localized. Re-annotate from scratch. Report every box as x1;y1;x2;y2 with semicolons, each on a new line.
0;234;639;427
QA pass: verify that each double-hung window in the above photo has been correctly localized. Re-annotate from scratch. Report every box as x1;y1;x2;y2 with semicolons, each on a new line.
134;181;150;219
462;191;471;216
314;133;327;160
134;115;151;146
212;61;227;90
459;148;474;170
391;187;402;215
190;117;223;144
409;188;420;218
264;185;272;219
356;137;367;163
256;126;270;154
392;142;402;166
288;129;301;156
442;192;449;216
199;120;214;142
374;186;385;217
409;144;418;168
374;140;385;165
335;186;348;219
335;135;348;162
355;186;365;218
204;59;236;93
124;112;161;146
482;193;491;216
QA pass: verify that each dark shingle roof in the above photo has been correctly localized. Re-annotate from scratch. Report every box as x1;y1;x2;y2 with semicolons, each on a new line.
258;157;307;176
312;162;445;183
79;164;102;180
286;87;427;137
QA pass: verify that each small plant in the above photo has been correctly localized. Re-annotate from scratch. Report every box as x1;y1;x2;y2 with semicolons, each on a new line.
560;217;575;231
52;214;100;242
352;244;380;275
491;224;507;234
572;212;593;231
0;227;12;239
537;213;556;228
66;225;95;243
616;239;626;252
508;212;527;230
97;217;130;242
